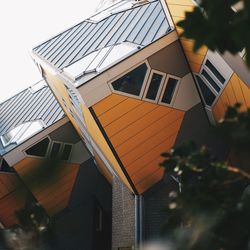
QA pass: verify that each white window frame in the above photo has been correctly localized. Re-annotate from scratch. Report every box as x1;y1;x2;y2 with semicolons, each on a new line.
158;74;181;107
1;120;45;147
194;73;216;109
24;137;73;162
197;54;232;108
24;136;52;159
47;140;73;161
142;69;167;104
200;64;224;94
108;60;151;100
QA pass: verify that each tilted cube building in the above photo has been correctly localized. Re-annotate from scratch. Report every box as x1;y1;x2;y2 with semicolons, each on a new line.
1;0;250;249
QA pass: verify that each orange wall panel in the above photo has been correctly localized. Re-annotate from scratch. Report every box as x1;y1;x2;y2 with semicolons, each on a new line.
81;103;133;192
0;173;27;227
126;134;176;176
137;168;165;194
104;101;157;137
109;106;173;147
213;73;250;121
93;94;185;193
165;0;208;73
98;98;143;127
93;94;128;116
14;157;79;216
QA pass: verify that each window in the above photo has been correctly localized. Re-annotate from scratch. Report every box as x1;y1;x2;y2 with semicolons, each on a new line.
144;72;165;101
111;63;148;97
61;144;72;161
160;76;179;105
0;158;13;173
196;58;227;107
201;69;221;93
49;142;72;160
50;142;61;159
195;75;216;106
95;206;103;232
25;138;72;161
25;138;50;157
205;60;225;84
29;81;47;93
110;64;180;107
1;120;44;147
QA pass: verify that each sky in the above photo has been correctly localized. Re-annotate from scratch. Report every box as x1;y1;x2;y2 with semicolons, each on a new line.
0;0;101;102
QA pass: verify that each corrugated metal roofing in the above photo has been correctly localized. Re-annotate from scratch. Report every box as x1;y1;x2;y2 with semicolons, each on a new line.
33;0;171;70
0;81;65;155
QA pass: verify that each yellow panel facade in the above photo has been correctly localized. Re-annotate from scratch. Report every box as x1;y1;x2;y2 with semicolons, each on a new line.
165;0;208;72
93;94;185;193
42;69;83;139
212;73;250;121
81;103;133;192
42;68;133;192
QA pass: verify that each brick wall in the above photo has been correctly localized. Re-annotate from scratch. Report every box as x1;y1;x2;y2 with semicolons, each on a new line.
112;177;136;250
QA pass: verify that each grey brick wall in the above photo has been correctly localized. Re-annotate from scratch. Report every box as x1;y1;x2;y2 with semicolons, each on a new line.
112;177;136;250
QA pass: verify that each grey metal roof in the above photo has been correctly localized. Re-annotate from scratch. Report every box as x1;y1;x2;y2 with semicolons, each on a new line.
0;81;65;155
33;0;171;70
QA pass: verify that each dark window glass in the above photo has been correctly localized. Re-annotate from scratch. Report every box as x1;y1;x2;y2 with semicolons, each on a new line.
205;60;225;84
146;73;163;100
61;144;72;161
195;75;216;106
161;78;178;104
111;63;148;96
50;142;61;159
201;69;221;93
95;206;103;232
0;159;14;173
26;138;49;157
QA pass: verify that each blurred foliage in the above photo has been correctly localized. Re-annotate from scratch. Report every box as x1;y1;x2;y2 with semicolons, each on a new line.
0;157;66;249
213;103;250;152
1;202;50;250
177;0;250;66
161;104;250;250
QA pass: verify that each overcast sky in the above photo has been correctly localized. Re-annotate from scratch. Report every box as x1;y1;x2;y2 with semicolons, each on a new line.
0;0;100;102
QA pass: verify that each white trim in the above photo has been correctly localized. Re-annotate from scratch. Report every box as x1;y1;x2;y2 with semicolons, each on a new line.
3;117;69;166
159;0;175;30
158;74;181;107
194;73;216;109
199;68;220;96
142;69;167;103
108;60;151;99
1;120;45;148
90;137;118;179
23;136;52;159
196;54;233;108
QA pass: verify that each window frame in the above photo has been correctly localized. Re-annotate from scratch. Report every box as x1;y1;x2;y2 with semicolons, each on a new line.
24;137;73;162
24;136;52;159
197;56;231;108
1;120;45;147
108;60;151;99
142;69;166;104
47;140;73;161
158;74;180;107
194;73;217;108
